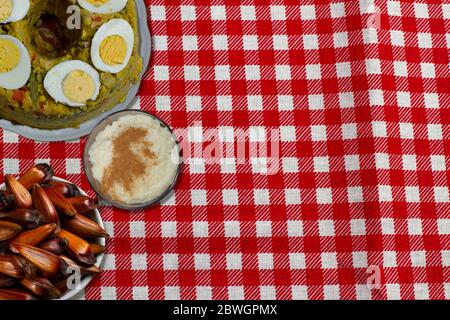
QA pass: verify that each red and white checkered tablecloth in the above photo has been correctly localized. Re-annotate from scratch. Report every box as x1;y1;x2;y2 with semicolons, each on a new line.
1;0;449;300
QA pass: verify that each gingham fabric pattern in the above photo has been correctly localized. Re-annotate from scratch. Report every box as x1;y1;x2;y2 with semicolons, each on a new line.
0;0;449;300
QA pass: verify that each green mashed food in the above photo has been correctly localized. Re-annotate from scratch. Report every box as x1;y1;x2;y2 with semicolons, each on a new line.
0;0;143;130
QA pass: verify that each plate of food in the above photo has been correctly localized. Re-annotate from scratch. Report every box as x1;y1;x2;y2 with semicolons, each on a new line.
0;163;108;300
0;0;151;142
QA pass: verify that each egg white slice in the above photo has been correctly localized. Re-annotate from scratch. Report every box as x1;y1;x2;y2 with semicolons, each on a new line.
77;0;128;14
44;60;101;107
91;18;134;74
0;35;31;90
0;0;30;24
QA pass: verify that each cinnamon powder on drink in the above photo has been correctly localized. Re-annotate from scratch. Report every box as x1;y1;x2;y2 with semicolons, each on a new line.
101;127;156;200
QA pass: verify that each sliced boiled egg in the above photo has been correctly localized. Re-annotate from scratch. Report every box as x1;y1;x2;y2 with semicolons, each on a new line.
91;18;134;74
44;60;101;107
0;0;30;24
0;35;31;90
77;0;128;14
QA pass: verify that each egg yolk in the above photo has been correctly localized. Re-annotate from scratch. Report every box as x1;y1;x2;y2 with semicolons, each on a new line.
86;0;109;6
0;0;12;21
63;70;96;104
99;35;127;66
0;38;20;73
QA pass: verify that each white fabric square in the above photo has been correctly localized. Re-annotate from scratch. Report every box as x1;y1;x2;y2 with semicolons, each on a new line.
397;91;411;107
163;254;179;270
305;64;321;80
130;221;145;238
399;122;414;139
421;63;435;78
133;287;149;300
215;65;230;80
417;33;432;48
182;36;198;51
378;185;393;202
414;284;429;300
191;189;207;206
210;5;226;20
101;287;117;300
220;158;236;173
273;35;289;50
323;285;340;300
366;59;381;74
394;61;408;77
402;154;417;171
228;286;244;300
224;221;240;237
410;251;426;267
181;6;196;21
300;5;316;20
258;253;274;269
319;220;335;236
223;189;239;206
435;187;449;203
348;187;364;203
339;92;354;108
197;287;212;300
308;94;324;110
188;126;203;142
424;93;439;108
131;254;147;271
390;30;404;46
153;66;169;81
153;36;167;51
275;65;291;80
405;186;420;203
316;189;332;204
287;220;303;237
193;221;209;238
369;89;384;106
66;159;81;174
277;95;294;111
151;6;166;20
428;124;443;140
161;222;177;238
333;32;348;48
386;284;400;300
290;253;306;269
241;6;256;20
194;254;211;270
430;155;446;171
102;254;116;270
381;218;395;235
2;131;18;143
292;286;308;300
387;1;402;16
155;96;170;111
3;159;19;175
256;221;272;237
217;95;232;111
226;254;242;270
218;126;234;142
383;251;397;267
336;62;351;78
375;153;390;169
407;219;422;235
362;28;378;44
372;121;387;137
314;156;329;173
247;95;263;111
303;34;319;50
280;126;296;142
311;125;327;141
285;189;301;205
270;6;286;20
165;287;180;300
414;3;429;18
331;3;346;18
213;35;228;51
260;286;276;300
243;35;259;50
353;252;368;268
186;96;202;111
245;65;261;80
189;157;205;173
342;123;357;140
344;155;360;171
350;219;366;235
282;157;299;173
321;253;338;269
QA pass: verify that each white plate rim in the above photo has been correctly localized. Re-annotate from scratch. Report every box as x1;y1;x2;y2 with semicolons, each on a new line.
0;0;151;142
0;176;106;300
